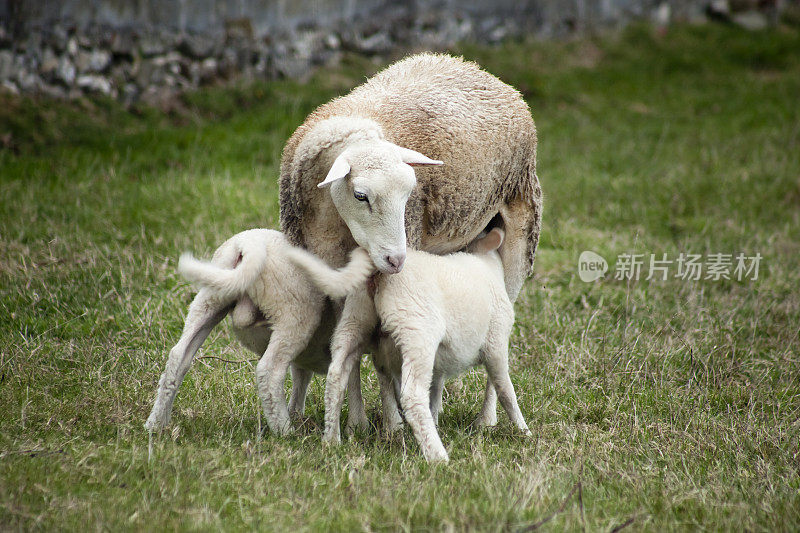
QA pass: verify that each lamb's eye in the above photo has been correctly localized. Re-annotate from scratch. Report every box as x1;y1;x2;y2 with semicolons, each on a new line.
354;190;368;202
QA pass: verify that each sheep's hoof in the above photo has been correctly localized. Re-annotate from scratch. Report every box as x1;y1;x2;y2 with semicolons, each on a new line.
344;417;370;437
380;422;403;439
274;424;295;437
144;414;168;432
322;431;342;446
472;416;498;430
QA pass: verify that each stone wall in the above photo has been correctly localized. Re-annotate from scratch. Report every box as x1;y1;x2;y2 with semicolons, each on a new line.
0;0;782;105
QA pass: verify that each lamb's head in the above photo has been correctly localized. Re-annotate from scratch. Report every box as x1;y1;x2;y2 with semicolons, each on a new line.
318;140;442;274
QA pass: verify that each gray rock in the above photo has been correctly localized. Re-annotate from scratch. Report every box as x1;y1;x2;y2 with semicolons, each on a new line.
151;51;182;66
111;30;136;57
343;30;394;55
179;34;218;59
199;57;219;83
75;48;111;73
15;68;41;91
55;56;76;85
122;83;139;104
1;80;20;95
38;82;67;99
139;85;177;110
39;48;59;77
66;37;78;57
0;26;11;49
732;10;768;30
324;33;341;50
0;50;14;81
139;33;168;57
273;55;312;81
77;74;113;95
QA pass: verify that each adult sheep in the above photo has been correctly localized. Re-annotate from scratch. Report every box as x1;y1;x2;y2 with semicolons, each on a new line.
280;53;542;301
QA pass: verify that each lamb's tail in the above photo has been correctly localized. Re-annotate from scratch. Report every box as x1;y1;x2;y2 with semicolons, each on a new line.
286;247;375;299
178;244;268;300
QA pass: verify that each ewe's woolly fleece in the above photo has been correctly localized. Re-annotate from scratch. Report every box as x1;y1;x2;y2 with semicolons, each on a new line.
279;52;542;277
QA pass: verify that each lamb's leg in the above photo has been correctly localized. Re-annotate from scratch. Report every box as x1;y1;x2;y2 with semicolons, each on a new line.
429;374;445;426
323;289;375;444
399;343;449;463
288;365;313;418
145;290;229;432
482;341;530;436
474;378;498;429
255;330;311;435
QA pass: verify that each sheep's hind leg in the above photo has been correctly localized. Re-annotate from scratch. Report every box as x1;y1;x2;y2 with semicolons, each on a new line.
374;364;403;437
255;330;312;435
288;365;313;419
145;290;229;432
473;378;498;429
429;374;445;426
344;361;369;436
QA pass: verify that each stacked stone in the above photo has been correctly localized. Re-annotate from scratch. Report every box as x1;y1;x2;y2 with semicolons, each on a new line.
0;0;780;106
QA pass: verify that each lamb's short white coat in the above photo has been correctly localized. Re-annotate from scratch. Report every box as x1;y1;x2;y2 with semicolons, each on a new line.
288;228;531;463
144;228;374;436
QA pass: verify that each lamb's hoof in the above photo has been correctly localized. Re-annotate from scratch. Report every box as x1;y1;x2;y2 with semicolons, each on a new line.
425;451;450;464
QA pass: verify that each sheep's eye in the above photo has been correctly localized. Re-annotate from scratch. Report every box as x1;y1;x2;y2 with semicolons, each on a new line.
354;190;369;202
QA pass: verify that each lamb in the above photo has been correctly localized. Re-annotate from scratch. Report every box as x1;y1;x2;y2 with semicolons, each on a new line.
144;229;375;436
288;228;531;463
280;52;542;302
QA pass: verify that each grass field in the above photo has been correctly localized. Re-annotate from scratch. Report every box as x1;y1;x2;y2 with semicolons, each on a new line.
1;22;799;531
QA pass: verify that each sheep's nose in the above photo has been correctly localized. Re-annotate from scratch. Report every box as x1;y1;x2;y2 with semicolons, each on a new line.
386;253;406;273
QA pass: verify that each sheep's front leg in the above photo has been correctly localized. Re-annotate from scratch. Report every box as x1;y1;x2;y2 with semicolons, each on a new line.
429;374;445;426
323;289;375;444
255;331;310;435
288;365;313;419
145;290;229;432
474;378;498;429
399;343;448;463
345;361;369;436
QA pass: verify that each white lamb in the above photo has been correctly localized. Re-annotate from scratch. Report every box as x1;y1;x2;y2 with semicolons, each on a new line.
144;229;375;436
288;228;531;463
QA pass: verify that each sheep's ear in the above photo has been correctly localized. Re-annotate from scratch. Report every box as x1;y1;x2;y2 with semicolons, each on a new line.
472;228;505;254
318;154;351;188
393;145;443;167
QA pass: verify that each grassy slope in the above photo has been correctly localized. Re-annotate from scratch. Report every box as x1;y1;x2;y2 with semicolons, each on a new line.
1;24;799;531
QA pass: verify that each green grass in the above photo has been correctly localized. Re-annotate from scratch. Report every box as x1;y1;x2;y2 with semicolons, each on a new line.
1;23;799;531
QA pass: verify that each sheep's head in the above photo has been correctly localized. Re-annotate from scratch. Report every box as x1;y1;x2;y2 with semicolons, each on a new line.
318;140;442;274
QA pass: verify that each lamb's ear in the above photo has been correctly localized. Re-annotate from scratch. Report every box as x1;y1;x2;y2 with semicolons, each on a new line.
471;228;505;254
393;145;443;167
318;153;351;188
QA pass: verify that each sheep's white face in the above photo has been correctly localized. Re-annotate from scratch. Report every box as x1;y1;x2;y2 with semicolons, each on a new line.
319;141;442;274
